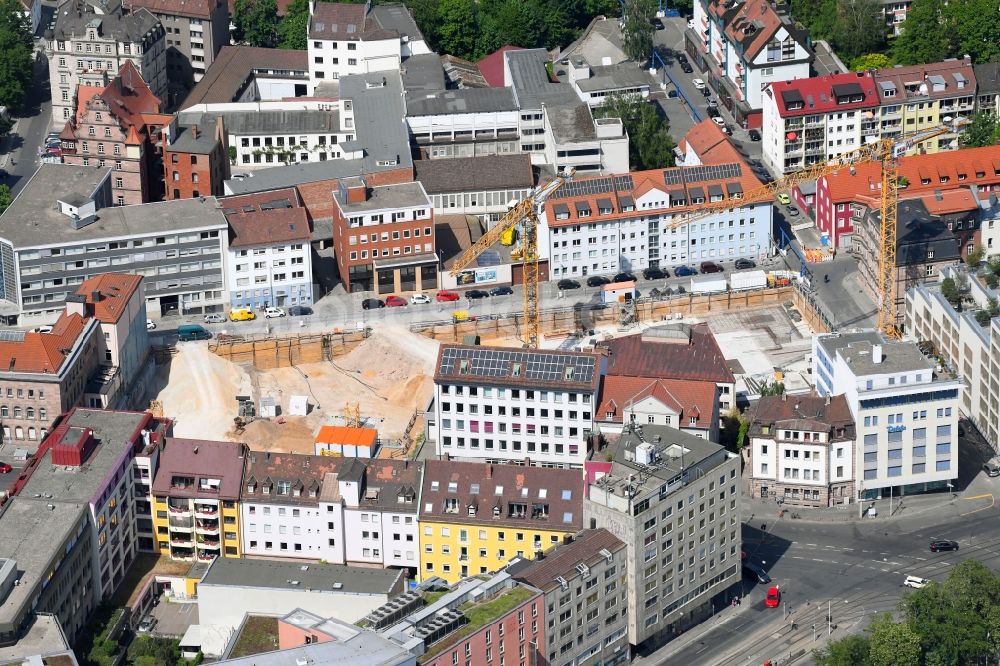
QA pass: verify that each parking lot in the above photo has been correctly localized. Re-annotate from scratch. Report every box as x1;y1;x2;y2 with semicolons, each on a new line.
147;599;198;638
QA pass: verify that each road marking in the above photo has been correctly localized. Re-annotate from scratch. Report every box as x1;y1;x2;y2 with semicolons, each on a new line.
812;558;826;562
806;543;818;547
960;493;995;516
915;556;927;561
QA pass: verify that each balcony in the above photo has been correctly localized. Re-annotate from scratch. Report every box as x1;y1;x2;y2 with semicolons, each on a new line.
169;516;194;530
194;505;218;518
198;539;221;550
785;119;804;130
196;520;220;534
170;535;194;547
197;553;217;562
171;548;195;560
167;503;190;514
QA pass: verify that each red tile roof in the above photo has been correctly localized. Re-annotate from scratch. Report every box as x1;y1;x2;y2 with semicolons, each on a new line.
130;0;221;19
599;323;734;384
921;189;978;216
750;394;854;436
0;313;90;375
75;273;144;323
597;376;717;428
717;0;785;61
151;437;246;500
679;120;740;164
314;425;378;448
97;60;162;129
769;71;879;118
227;208;311;248
477;46;524;87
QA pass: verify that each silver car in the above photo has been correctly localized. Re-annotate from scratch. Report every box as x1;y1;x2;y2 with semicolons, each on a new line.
204;313;226;324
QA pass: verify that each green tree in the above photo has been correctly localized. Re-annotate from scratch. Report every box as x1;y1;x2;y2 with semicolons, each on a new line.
947;0;1000;65
620;0;656;63
790;0;837;41
0;184;10;216
940;276;960;305
231;0;279;48
759;379;785;396
477;0;545;57
961;111;1000;148
830;0;886;61
436;0;478;58
594;93;676;170
277;0;309;50
867;614;921;666
0;0;33;111
813;634;871;666
967;245;986;267
849;52;891;71
893;0;951;65
0;113;13;137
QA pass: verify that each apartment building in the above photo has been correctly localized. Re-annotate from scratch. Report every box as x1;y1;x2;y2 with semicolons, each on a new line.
689;0;812;127
584;424;742;650
974;62;1000;117
221;189;313;309
541;162;771;278
128;0;229;89
874;57;976;152
151;438;245;560
162;113;229;200
0;165;229;322
306;0;429;93
59;61;163;206
507;529;630;666
813;331;963;499
413;155;534;221
907;265;1000;449
332;177;435;294
419;460;584;584
432;344;601;469
46;0;166;126
762;72;881;175
882;0;911;35
748;394;856;507
129;415;174;553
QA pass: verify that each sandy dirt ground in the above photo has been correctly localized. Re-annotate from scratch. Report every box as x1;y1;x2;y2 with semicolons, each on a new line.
155;328;438;453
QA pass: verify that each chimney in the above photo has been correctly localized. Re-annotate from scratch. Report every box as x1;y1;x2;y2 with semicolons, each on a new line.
193;445;199;454
191;124;199;140
872;344;883;364
344;177;368;204
825;395;831;405
486;464;493;479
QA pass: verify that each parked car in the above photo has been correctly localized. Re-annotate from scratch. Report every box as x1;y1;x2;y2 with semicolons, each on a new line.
263;307;285;318
436;290;460;302
361;298;385;310
489;286;514;296
742;561;771;584
765;586;781;608
777;193;791;205
146;319;156;330
651;17;664;29
929;539;959;552
288;305;313;316
179;324;212;341
748;128;762;141
680;62;693;74
229;307;256;321
586;275;611;287
409;293;431;305
385;295;407;307
204;313;226;324
642;267;666;280
687;18;695;29
557;279;581;290
674;265;697;277
707;98;718;108
735;258;756;269
613;272;637;283
700;87;711;97
465;289;490;300
700;261;724;273
787;206;799;216
137;616;157;634
712;116;726;127
677;53;689;64
984;457;1000;477
720;124;732;135
667;89;679;98
903;575;930;589
0;462;11;473
693;78;706;89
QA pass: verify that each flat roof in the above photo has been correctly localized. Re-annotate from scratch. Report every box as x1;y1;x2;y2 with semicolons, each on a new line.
405;88;517;116
20;409;152;504
0;614;71;663
816;331;934;376
435;343;600;392
574;63;651;93
200;557;404;596
334;181;430;213
209;109;342;135
400;53;446;93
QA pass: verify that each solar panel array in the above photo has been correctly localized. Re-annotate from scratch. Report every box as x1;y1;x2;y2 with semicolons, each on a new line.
439;346;596;385
0;330;26;343
663;163;743;186
555;175;634;200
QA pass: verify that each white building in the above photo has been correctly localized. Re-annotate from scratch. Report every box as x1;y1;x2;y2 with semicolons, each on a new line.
413;154;535;222
762;72;881;175
748;394;857;507
306;0;429;93
540;163;771;278
221;189;314;309
813;331;963;499
46;0;167;126
431;344;602;469
218;109;352;170
563;57;651;108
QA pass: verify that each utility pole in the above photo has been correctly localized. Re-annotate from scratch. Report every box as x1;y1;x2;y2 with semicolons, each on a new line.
813;623;817;641
828;599;832;635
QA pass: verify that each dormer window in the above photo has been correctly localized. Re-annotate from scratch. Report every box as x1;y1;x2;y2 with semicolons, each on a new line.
246;482;256;493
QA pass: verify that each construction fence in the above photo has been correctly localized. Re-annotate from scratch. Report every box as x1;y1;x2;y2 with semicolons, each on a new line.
209;329;370;370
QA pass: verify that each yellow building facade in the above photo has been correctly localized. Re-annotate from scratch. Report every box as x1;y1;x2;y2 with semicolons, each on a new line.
152;495;242;560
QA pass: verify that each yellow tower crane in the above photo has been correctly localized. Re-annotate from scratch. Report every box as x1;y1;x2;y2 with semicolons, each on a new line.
449;169;575;348
671;121;968;338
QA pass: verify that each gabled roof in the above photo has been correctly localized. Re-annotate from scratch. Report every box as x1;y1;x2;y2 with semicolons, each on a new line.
596;376;717;427
716;0;809;63
314;425;377;448
770;71;879;118
921;189;978;216
226;208;311;248
477;45;525;87
598;323;735;384
0;312;91;375
750;394;854;438
874;57;976;103
508;528;625;591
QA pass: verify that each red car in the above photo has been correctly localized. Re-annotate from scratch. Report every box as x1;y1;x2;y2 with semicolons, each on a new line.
0;462;11;473
384;295;407;307
765;586;781;608
435;290;460;302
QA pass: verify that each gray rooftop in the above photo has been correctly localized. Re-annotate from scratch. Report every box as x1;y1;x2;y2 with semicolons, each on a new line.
0;614;72;664
20;409;151;504
334;181;430;213
817;331;934;377
1;168;227;248
974;62;1000;94
0;498;88;631
545;94;599;143
52;0;161;43
573;63;651;93
370;3;424;43
506;48;564;110
168;113;222;153
405;88;518;116
413;154;534;194
200;557;404;596
209;109;342;135
401;53;446;94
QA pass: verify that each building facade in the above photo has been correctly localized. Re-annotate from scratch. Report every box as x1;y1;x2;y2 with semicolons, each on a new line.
432;344;601;469
162;114;230;200
813;331;963;499
748;394;856;507
128;0;229;90
224;109;350;169
412;154;534;222
419;460;584;584
46;0;166;126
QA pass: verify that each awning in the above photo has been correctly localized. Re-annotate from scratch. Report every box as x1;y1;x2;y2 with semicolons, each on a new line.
373;252;439;269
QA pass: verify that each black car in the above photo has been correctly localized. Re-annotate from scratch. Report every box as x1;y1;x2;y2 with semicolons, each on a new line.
489;286;514;296
586;275;611;287
651;17;664;29
613;272;637;283
680;62;693;74
667;89;679;98
557;279;581;290
642;267;666;280
707;107;720;118
742;562;771;584
677;53;689;64
700;261;724;274
466;289;490;299
929;539;959;552
700;87;711;97
748;128;762;141
361;298;384;310
288;305;314;316
735;258;756;270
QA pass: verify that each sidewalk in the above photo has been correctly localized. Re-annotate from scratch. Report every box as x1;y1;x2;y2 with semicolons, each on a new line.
636;602;750;663
741;488;961;525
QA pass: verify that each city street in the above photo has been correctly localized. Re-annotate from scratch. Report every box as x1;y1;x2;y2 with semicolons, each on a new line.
1;52;54;197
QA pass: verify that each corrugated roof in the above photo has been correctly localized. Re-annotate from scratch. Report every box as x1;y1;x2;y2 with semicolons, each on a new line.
314;425;378;447
414;155;533;194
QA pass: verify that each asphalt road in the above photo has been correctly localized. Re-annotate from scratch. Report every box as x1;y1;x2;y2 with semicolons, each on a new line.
1;52;54;197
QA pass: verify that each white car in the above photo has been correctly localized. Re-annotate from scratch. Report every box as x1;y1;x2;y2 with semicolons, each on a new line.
687;19;695;29
410;293;431;305
903;575;930;589
263;307;285;318
693;78;706;89
712;116;726;127
146;319;156;330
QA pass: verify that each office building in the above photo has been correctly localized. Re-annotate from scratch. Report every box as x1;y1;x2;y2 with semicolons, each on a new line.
432;344;601;469
585;424;741;650
813;331;963;499
412;155;534;222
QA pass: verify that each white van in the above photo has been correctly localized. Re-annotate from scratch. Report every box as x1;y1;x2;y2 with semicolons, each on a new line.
903;575;929;589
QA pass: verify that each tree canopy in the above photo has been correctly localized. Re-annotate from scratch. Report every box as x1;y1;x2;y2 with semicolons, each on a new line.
620;0;656;63
278;0;309;50
893;0;1000;65
594;93;676;171
790;0;886;63
0;0;34;111
231;0;279;48
815;560;1000;666
961;112;1000;148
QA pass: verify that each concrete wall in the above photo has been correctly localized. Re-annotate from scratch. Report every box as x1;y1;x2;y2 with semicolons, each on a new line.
209;330;368;370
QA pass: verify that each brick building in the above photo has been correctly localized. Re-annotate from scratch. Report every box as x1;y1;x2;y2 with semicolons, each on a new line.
60;61;163;205
162;114;229;200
